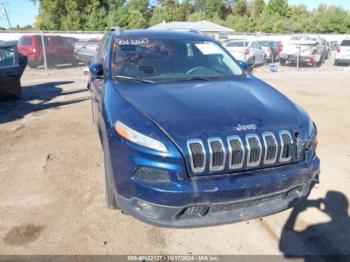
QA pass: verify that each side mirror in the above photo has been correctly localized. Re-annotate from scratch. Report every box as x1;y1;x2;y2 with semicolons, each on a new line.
238;60;254;73
89;63;103;78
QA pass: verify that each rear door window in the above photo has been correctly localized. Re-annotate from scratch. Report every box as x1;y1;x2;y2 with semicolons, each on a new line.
226;41;246;47
340;40;350;46
251;42;258;49
19;37;32;46
66;38;76;46
53;37;64;46
0;47;16;67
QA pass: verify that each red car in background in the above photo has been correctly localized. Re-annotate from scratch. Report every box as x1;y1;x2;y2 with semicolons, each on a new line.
17;35;79;68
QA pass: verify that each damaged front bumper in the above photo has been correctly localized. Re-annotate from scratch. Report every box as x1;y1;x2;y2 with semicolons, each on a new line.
116;157;320;228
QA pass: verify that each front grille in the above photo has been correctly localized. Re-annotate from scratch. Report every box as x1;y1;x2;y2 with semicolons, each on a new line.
208;138;225;171
187;140;206;173
187;130;295;175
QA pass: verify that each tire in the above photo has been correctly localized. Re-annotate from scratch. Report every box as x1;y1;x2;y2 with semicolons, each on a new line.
46;55;57;68
28;63;38;69
104;151;119;210
14;89;22;100
72;59;80;67
280;59;286;66
250;57;255;67
316;58;322;67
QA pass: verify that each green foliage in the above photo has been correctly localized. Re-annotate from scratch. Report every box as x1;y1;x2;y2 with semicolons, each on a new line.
127;10;148;29
267;0;288;16
233;0;248;16
188;11;207;22
30;0;350;33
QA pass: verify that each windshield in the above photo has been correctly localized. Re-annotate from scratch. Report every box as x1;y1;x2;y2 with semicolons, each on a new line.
259;41;273;47
225;40;247;47
290;36;318;42
111;38;243;82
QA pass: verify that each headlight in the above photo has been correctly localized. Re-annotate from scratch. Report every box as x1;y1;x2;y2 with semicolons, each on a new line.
305;122;318;150
115;121;168;153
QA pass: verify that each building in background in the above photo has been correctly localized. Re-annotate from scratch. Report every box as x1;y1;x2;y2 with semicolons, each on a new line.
149;20;234;40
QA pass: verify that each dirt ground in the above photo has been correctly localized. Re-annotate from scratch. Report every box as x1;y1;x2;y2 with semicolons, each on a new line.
0;58;349;256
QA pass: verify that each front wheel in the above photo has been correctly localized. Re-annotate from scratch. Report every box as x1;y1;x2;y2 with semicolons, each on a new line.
104;149;119;210
280;59;286;66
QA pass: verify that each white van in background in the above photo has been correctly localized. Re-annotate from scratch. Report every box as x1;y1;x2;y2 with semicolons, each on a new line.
335;39;350;66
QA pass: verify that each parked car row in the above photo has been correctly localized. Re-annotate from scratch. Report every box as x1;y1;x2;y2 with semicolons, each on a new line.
15;35;102;68
223;39;282;66
223;35;349;67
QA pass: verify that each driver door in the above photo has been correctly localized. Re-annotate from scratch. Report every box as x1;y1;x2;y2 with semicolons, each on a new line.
0;46;22;100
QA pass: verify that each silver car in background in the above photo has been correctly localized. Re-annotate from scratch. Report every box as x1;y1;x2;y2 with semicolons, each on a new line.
258;40;282;63
74;38;100;65
223;39;266;66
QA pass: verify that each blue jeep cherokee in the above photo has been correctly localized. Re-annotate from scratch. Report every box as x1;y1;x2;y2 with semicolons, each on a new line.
89;28;320;228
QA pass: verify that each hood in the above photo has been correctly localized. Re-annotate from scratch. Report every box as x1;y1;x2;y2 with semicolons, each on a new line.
116;77;302;147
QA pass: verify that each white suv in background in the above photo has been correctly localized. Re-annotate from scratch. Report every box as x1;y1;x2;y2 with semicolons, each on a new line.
223;39;266;66
335;39;350;66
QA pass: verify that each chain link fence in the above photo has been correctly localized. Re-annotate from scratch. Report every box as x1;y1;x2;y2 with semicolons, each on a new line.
1;30;349;73
1;31;104;72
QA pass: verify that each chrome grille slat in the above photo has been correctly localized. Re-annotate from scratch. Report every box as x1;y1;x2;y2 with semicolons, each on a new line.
246;134;262;167
187;140;206;173
227;136;244;169
279;130;293;162
208;138;225;172
262;132;278;165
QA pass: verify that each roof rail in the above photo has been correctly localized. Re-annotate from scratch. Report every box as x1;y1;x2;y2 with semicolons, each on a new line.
111;26;123;36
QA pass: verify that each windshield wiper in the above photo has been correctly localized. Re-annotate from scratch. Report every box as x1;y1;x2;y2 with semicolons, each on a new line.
182;76;224;81
114;75;154;83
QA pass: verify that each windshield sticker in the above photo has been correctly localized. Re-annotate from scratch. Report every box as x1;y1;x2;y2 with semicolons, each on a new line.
116;38;149;45
195;43;221;55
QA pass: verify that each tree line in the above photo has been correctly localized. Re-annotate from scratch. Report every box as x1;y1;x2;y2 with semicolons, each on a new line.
30;0;350;33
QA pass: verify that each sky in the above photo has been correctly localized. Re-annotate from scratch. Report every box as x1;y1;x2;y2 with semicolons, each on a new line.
0;0;350;29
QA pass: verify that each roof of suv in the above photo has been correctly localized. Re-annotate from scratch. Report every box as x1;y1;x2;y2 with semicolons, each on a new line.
113;29;213;41
0;41;17;48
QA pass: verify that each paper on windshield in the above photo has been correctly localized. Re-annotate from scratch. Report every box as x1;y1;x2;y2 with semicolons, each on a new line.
195;43;221;55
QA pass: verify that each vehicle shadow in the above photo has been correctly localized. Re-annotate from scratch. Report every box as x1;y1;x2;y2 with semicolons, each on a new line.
279;191;350;262
0;81;89;124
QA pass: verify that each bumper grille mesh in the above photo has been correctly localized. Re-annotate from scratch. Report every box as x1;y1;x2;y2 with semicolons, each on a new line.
188;141;205;173
280;131;293;162
229;138;244;168
247;135;261;166
209;139;225;170
263;133;278;164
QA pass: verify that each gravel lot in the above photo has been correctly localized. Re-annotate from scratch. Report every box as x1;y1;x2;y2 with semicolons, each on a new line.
0;58;349;257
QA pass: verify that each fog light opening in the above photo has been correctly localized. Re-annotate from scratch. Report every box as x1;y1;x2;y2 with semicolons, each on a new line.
133;167;171;184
